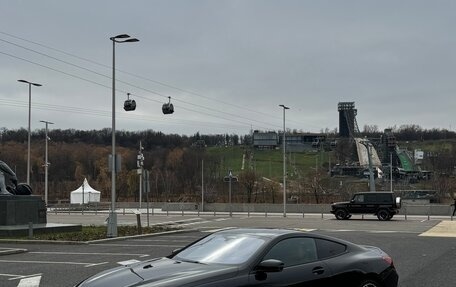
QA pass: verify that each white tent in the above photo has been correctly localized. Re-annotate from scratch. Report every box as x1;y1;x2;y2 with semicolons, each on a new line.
70;178;101;204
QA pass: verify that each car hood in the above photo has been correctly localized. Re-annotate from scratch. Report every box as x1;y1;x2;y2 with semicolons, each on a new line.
78;257;239;287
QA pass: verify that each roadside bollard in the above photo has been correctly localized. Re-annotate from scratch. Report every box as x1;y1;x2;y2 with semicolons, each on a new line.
28;222;33;239
134;210;142;235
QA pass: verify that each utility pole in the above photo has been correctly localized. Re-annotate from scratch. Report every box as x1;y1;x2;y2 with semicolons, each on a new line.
201;159;204;212
137;141;144;209
390;152;393;192
40;120;53;206
279;104;289;217
224;170;238;217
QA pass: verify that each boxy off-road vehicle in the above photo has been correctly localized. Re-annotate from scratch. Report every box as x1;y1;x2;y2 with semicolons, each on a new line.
331;192;401;221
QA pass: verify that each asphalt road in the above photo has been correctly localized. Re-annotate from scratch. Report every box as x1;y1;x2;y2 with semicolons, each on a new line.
0;213;455;287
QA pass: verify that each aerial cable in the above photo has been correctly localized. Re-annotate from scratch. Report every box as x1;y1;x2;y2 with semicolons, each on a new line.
0;31;295;123
0;38;282;129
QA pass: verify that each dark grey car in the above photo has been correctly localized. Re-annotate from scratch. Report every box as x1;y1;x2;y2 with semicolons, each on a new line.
76;228;398;287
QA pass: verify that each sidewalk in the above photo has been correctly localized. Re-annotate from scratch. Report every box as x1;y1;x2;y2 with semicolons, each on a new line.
419;220;456;237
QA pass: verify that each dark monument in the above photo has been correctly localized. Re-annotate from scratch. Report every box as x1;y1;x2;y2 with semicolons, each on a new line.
1;160;82;236
0;160;47;226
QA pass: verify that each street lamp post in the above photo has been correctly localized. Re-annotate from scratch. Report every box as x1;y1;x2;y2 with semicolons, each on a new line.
18;80;42;185
107;34;139;238
279;104;289;217
40;120;53;206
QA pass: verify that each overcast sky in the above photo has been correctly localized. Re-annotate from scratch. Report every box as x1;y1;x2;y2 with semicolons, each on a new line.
1;0;455;136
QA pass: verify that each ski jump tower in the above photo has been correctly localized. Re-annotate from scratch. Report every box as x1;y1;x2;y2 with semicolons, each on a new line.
337;102;382;169
338;102;360;138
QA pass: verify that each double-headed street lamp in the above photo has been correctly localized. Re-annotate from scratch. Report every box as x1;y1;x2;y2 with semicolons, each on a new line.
40;120;53;206
107;34;139;238
279;104;289;217
18;79;42;185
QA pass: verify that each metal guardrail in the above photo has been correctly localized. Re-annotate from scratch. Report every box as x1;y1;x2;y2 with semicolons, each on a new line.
47;202;456;221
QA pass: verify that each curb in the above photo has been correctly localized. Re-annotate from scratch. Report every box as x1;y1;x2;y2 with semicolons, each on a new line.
0;228;197;245
86;228;197;244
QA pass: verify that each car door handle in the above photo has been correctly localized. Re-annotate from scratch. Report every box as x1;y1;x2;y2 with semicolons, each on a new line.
312;266;325;275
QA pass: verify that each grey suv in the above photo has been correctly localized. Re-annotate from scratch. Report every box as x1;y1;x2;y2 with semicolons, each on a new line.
331;192;401;221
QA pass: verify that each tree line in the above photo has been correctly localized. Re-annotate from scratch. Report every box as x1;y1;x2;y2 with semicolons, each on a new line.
1;126;455;204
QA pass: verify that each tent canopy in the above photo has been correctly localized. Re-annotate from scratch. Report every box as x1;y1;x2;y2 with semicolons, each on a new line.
70;178;101;204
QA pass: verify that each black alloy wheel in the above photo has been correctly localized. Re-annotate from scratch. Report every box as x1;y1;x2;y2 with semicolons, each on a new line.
377;209;391;221
335;209;348;220
358;279;381;287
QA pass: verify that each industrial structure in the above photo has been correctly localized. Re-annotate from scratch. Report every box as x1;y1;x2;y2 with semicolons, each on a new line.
251;101;430;183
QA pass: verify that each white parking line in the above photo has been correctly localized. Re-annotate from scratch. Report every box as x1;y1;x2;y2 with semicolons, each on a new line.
0;273;42;281
17;275;41;287
29;251;149;257
0;260;108;268
94;243;183;248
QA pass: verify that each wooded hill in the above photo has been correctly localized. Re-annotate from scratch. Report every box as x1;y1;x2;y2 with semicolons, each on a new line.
1;126;455;204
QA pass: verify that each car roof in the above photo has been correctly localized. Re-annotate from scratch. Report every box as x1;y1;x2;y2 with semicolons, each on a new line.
209;228;363;254
215;228;339;240
216;228;296;237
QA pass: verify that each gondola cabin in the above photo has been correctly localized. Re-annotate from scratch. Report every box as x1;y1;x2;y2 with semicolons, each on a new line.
162;102;174;114
162;97;174;114
124;99;136;111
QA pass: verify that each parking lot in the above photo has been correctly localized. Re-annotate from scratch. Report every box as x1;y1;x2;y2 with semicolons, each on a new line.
0;213;455;287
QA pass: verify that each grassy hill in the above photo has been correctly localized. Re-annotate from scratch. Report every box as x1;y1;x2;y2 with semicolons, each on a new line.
206;146;330;181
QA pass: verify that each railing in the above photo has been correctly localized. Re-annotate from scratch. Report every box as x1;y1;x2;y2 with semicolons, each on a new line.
47;201;456;220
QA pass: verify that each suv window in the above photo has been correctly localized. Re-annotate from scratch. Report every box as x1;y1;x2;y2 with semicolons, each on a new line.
364;194;377;203
353;194;364;203
376;193;392;203
354;193;392;204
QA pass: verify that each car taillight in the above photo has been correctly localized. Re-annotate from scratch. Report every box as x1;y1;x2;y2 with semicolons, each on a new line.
382;255;394;266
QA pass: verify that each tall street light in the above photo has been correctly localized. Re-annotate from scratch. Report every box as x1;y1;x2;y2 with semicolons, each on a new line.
40;120;54;206
279;104;289;217
107;34;139;238
18;79;42;185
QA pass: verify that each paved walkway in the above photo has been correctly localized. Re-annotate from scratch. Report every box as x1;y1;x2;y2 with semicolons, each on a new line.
419;220;456;237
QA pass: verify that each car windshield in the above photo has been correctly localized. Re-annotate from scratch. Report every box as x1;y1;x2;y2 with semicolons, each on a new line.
172;232;268;265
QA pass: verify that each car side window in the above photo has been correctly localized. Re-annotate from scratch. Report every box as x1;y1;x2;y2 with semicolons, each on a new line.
365;194;376;203
315;239;346;259
353;194;364;203
262;237;318;267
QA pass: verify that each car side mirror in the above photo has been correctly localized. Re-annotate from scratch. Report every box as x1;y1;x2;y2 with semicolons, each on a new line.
256;259;284;273
350;199;355;203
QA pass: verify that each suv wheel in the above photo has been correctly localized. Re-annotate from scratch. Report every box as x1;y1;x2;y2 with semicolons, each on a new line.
377;209;391;221
358;279;381;287
335;209;349;220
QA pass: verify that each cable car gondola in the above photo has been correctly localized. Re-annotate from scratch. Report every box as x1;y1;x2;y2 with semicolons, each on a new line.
162;96;174;114
124;93;136;111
